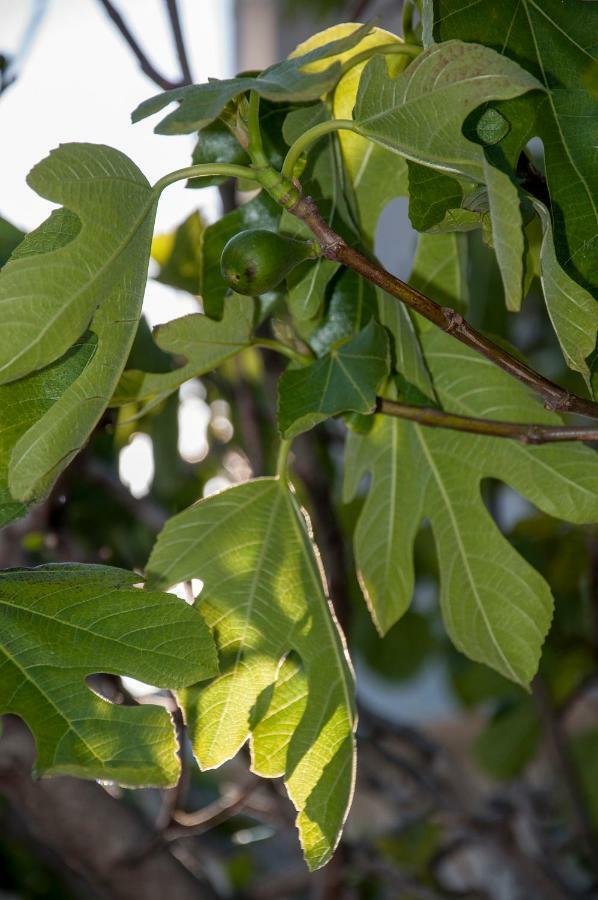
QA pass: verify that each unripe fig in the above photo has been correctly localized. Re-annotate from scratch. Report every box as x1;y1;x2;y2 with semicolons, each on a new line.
220;229;317;295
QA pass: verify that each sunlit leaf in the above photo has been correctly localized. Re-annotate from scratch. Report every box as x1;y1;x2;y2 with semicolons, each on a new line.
345;330;598;684
146;478;356;870
0;564;217;785
113;293;254;407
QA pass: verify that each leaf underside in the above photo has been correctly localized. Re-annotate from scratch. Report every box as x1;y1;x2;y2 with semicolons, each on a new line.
146;478;356;870
0;564;217;785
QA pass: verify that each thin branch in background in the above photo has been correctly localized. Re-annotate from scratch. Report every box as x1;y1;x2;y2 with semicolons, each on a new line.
164;0;193;85
288;194;598;422
165;777;259;840
351;0;376;20
97;0;181;90
532;677;598;876
378;398;598;444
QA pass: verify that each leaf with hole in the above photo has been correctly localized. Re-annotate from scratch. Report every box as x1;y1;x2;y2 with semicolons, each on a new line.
0;564;217;785
345;330;598;685
146;478;356;870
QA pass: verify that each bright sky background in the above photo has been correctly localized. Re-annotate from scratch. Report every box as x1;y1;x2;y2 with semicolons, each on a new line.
1;0;236;494
1;0;233;232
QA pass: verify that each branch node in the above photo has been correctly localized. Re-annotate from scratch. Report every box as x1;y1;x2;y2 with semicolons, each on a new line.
442;307;464;334
544;393;575;413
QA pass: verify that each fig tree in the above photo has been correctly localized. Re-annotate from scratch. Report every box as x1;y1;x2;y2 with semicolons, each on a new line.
220;229;317;295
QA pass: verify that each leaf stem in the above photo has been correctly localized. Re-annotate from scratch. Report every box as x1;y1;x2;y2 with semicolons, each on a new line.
282;119;358;180
247;90;268;166
287;194;598;422
153;163;260;195
401;1;418;45
253;338;312;367
276;439;292;480
378;398;598;444
337;41;422;80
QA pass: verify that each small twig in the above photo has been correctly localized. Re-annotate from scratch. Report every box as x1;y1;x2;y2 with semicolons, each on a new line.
97;0;181;90
164;0;193;85
378;398;598;444
532;676;598;874
288;194;598;422
351;0;376;19
165;778;259;840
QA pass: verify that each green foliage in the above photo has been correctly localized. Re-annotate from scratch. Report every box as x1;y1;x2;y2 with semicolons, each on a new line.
113;293;254;408
132;24;372;133
0;334;95;528
0;213;24;266
0;145;157;505
152;209;204;294
278;320;390;439
201;192;279;317
2;9;598;875
146;479;356;870
345;330;598;684
0;564;216;785
429;0;598;294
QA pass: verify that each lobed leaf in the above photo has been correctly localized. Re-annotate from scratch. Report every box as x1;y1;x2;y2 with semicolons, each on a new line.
0;145;157;504
430;0;598;297
0;564;217;785
0;144;156;385
132;24;373;135
112;294;254;408
0;335;96;529
345;329;598;685
146;478;356;870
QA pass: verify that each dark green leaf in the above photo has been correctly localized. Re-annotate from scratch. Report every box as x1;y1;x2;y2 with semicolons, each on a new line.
431;0;598;293
0;335;96;529
152;210;203;294
278;320;390;439
308;269;377;357
407;162;463;232
0;214;24;267
188;119;250;189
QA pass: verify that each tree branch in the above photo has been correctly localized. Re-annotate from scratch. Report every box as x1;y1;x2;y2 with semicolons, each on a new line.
164;0;193;85
97;0;182;90
0;718;216;900
288;195;598;422
378;397;598;443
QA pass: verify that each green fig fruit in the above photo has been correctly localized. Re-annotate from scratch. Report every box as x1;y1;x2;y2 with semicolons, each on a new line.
220;229;317;295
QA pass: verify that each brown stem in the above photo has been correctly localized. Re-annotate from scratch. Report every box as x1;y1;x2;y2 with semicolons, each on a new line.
97;0;183;90
166;778;259;840
378;398;598;443
288;195;598;421
164;0;193;85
